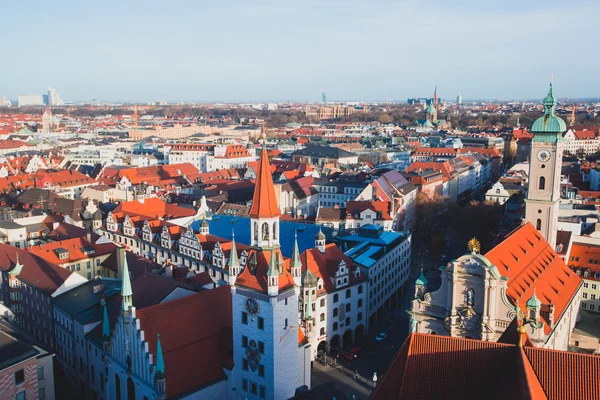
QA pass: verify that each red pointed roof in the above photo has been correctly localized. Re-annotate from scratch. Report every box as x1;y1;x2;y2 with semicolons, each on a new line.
484;223;582;335
248;148;280;219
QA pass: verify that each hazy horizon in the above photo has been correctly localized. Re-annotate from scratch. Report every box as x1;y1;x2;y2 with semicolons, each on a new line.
2;0;599;102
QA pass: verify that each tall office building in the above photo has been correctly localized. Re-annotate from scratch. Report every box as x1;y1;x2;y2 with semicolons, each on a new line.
456;94;462;105
47;87;63;106
322;92;327;104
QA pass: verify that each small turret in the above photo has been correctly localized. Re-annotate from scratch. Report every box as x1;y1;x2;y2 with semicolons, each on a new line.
8;253;23;276
315;227;326;253
526;289;542;323
155;334;166;400
290;231;302;286
267;250;279;296
199;217;209;236
414;269;428;299
304;288;313;321
228;231;241;285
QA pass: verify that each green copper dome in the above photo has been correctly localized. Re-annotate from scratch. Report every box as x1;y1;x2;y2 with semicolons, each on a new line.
425;103;437;115
416;269;428;286
531;83;566;135
526;289;541;309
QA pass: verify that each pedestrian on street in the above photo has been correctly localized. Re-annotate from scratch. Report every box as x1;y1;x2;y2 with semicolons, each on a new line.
354;370;359;381
373;372;378;388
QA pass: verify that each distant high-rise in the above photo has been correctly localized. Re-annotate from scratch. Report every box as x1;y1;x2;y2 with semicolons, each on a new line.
456;94;462;105
322;92;327;104
17;94;45;107
0;96;8;107
47;87;63;106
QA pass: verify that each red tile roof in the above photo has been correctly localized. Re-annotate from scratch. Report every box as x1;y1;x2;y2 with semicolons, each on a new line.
235;248;295;293
346;200;391;220
0;243;76;294
136;287;232;398
112;198;196;220
248;148;280;219
301;244;364;294
567;242;600;281
99;163;198;186
372;333;600;400
28;237;116;264
485;223;582;335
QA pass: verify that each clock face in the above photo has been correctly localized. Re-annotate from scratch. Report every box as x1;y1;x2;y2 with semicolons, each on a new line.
245;298;259;314
537;149;551;162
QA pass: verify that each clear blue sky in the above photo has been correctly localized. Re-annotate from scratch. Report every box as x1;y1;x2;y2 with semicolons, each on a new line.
1;0;598;102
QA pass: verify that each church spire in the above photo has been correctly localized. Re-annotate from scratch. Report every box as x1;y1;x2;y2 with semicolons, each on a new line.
102;303;110;340
228;230;241;285
249;147;280;219
155;334;166;399
291;231;302;284
267;249;279;296
121;253;133;312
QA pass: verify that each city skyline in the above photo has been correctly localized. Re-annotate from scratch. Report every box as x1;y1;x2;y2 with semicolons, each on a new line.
2;0;600;102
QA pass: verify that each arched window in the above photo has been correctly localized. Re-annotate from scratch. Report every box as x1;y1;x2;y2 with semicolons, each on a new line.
536;219;542;230
114;374;121;400
320;313;325;322
333;322;338;331
127;377;135;400
346;289;351;299
346;304;351;312
272;222;277;240
333;308;338;317
538;176;545;190
320;327;325;336
254;222;258;241
357;312;362;321
320;299;325;307
262;223;269;241
358;299;363;307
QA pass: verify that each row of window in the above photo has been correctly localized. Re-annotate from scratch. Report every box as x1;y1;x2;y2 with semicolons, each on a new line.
241;379;266;398
241;312;264;330
581;303;597;311
582;293;597;300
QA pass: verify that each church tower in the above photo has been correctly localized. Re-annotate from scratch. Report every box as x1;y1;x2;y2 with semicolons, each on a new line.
231;146;308;400
249;145;280;249
524;82;566;249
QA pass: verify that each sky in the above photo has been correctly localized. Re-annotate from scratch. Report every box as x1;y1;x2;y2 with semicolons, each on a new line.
1;0;599;102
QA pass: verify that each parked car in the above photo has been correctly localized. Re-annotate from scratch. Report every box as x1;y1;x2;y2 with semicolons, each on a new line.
375;332;387;342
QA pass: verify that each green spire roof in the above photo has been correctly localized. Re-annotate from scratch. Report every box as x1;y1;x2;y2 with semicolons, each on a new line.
526;289;542;309
8;253;23;276
416;269;428;286
228;231;239;268
291;231;302;269
102;303;110;340
267;249;278;277
531;82;566;135
302;267;318;288
155;334;165;378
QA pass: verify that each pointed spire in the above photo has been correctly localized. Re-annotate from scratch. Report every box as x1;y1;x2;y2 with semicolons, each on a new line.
526;288;542;309
267;249;278;277
248;146;280;219
121;253;133;310
155;334;165;378
102;303;110;340
516;114;521;128
415;268;428;286
228;230;239;268
291;230;301;269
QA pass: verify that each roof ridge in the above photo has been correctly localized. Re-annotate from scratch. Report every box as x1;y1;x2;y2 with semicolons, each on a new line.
517;347;549;399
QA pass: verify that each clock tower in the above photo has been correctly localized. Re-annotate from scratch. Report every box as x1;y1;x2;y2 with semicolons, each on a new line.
231;147;310;400
524;82;566;249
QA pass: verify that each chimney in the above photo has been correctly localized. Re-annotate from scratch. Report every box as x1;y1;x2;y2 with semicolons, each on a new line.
116;247;126;279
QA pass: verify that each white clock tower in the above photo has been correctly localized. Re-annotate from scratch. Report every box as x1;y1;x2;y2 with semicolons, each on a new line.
524;82;566;249
231;147;310;400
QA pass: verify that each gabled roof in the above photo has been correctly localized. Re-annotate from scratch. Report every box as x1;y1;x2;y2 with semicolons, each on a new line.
346;200;391;220
28;237;116;264
300;243;363;294
372;333;600;400
235;248;295;293
248;148;280;219
112;197;196;220
136;287;233;398
485;223;582;335
0;243;75;294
